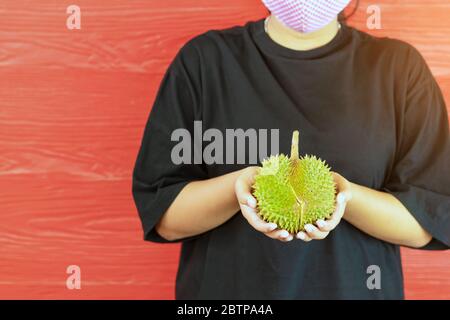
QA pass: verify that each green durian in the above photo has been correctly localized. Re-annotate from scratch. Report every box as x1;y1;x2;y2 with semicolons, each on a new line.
252;131;336;233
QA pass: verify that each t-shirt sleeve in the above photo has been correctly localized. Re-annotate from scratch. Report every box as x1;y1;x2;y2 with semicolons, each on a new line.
381;46;450;250
132;40;208;243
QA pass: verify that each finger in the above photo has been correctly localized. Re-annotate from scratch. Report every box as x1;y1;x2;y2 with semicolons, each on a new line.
279;234;294;242
338;189;353;202
246;168;258;185
247;195;257;209
326;193;349;229
295;231;312;242
316;219;333;232
304;224;329;240
266;229;293;242
235;180;257;209
241;205;277;233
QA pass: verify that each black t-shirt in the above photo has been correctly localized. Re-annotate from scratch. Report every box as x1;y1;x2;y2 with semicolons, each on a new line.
132;18;450;299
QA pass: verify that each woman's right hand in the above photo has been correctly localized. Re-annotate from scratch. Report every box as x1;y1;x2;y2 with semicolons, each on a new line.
234;166;294;242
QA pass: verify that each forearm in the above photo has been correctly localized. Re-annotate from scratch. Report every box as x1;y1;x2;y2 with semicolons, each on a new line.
344;182;432;248
156;169;244;241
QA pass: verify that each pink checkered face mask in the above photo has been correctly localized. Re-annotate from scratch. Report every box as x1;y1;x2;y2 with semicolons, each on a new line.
262;0;351;33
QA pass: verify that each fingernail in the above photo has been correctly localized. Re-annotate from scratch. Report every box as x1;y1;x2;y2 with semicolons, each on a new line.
280;230;289;238
305;224;314;233
247;196;257;208
297;232;305;240
317;220;326;228
337;193;346;204
286;236;293;241
268;223;277;231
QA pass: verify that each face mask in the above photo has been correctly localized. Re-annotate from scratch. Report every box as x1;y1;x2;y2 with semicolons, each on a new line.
262;0;351;33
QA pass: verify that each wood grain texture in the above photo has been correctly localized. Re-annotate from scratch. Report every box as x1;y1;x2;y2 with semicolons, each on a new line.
0;0;448;299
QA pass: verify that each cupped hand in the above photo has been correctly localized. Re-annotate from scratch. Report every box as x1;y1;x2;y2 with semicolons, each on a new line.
235;168;353;242
295;171;353;242
235;166;295;242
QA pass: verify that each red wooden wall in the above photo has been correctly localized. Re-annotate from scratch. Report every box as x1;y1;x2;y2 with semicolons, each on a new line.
0;0;448;299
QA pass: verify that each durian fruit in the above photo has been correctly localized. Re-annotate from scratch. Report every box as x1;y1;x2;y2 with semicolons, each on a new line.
252;131;336;233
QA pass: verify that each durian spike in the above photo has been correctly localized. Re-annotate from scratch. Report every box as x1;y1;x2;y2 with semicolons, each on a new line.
290;130;299;161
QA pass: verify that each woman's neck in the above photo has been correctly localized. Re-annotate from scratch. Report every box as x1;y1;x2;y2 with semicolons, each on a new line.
265;14;341;51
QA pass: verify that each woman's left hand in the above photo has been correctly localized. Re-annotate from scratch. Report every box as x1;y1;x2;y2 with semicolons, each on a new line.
296;171;353;242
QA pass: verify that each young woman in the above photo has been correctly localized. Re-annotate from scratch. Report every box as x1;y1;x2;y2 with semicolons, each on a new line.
132;0;450;299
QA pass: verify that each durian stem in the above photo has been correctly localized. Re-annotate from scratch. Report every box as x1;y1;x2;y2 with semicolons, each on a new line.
290;130;303;230
290;130;299;161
